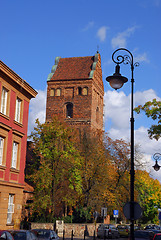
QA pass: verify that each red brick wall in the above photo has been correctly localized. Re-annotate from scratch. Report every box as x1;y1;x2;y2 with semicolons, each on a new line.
46;53;104;132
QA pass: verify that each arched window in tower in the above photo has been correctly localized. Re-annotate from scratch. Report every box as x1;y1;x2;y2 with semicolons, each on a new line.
50;88;55;96
96;107;99;123
66;103;73;118
56;88;61;96
82;87;88;96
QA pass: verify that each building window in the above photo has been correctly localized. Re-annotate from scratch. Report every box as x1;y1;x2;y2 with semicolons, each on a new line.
15;97;22;123
0;137;4;165
78;87;82;95
82;87;88;96
66;103;73;118
96;107;99;123
11;142;18;168
7;194;14;224
50;89;55;96
56;88;61;96
1;87;8;115
78;87;88;96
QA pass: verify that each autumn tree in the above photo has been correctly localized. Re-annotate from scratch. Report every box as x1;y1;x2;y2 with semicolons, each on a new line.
26;117;156;223
103;136;146;219
71;129;117;220
103;136;131;218
77;132;137;219
135;99;161;140
135;170;161;224
28;118;83;222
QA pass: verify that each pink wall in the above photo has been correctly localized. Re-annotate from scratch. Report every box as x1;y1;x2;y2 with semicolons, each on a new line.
0;89;29;184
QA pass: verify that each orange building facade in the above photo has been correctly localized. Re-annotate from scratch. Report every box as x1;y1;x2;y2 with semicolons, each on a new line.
0;60;37;229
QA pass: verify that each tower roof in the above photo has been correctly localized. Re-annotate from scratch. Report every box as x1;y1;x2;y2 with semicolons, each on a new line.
47;53;100;81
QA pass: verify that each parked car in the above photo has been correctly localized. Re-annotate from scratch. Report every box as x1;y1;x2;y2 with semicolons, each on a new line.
117;224;130;237
145;225;161;231
147;230;161;235
97;224;120;239
32;229;59;240
134;230;154;240
145;225;161;235
9;230;38;240
153;233;161;240
0;230;14;240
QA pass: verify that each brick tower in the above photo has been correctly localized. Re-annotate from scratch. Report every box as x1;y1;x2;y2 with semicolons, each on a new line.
46;52;104;132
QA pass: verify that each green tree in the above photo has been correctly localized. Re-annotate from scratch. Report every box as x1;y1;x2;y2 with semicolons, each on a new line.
135;170;161;224
135;99;161;140
28;118;83;221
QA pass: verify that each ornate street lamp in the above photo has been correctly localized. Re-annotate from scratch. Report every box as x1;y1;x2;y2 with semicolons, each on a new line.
153;153;161;171
106;48;139;240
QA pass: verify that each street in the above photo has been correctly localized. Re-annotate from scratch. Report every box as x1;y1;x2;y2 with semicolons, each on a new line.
59;237;128;240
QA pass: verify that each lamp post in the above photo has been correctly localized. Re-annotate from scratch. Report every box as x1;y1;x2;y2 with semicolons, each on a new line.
106;48;139;240
153;153;161;171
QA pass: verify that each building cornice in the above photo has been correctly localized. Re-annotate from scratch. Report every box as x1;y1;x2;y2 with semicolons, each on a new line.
0;60;37;99
0;180;24;189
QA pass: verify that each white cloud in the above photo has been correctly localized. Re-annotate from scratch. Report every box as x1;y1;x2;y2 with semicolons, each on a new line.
97;26;108;42
134;52;149;63
135;127;161;155
82;21;94;31
104;89;160;130
28;89;46;135
104;89;161;182
111;26;138;49
104;90;130;129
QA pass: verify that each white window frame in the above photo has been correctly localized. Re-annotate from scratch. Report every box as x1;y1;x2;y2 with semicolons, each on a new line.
7;194;14;224
0;137;4;165
15;97;22;122
1;87;8;115
11;142;18;168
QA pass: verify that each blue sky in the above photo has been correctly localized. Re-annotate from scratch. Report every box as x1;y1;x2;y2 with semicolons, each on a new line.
1;0;161;181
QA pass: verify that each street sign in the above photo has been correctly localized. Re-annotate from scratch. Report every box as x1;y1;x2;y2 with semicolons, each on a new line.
101;207;107;217
123;202;142;220
113;210;119;218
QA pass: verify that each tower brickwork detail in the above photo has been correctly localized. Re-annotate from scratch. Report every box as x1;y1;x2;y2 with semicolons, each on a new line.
46;53;104;132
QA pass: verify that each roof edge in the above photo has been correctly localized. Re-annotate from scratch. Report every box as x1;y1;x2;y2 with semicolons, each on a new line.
47;56;61;81
0;60;37;99
89;53;99;79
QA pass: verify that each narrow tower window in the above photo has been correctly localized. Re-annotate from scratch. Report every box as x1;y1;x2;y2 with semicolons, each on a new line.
78;87;82;95
66;103;73;118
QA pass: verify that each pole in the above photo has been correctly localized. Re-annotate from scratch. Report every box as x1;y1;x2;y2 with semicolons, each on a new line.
106;48;139;240
130;63;135;240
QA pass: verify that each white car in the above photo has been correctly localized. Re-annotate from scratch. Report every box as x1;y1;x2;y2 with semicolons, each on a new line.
97;224;120;239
